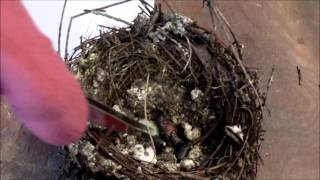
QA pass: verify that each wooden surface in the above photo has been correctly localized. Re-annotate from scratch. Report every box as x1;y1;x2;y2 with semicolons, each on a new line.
1;0;319;179
0;101;65;179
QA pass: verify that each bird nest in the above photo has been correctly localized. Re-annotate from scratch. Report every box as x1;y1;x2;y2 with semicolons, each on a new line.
59;1;265;179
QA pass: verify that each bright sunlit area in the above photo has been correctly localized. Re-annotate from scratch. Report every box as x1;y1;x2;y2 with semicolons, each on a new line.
22;0;154;58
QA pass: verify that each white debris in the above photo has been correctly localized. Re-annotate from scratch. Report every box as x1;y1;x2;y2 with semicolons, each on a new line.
225;125;244;144
137;166;142;174
172;116;181;124
88;53;98;61
180;159;197;170
67;143;79;156
127;80;165;103
127;87;142;100
88;162;97;171
183;122;192;131
144;146;157;164
164;14;193;36
126;135;137;146
127;85;152;101
96;68;106;82
208;114;216;120
164;147;175;153
99;158;122;171
120;148;129;155
93;88;99;95
191;88;204;101
132;144;157;164
70;64;78;72
176;14;194;25
157;147;177;164
112;105;127;116
93;80;99;88
188;145;203;160
81;142;95;158
158;162;180;172
79;58;89;66
182;122;201;141
115;135;136;155
132;144;144;158
149;31;166;43
79;142;97;170
138;119;159;136
149;14;194;43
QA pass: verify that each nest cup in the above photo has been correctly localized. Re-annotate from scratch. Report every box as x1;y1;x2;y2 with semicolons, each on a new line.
60;1;265;179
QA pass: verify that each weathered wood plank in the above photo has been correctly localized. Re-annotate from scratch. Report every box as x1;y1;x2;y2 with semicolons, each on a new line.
1;1;319;179
157;0;319;179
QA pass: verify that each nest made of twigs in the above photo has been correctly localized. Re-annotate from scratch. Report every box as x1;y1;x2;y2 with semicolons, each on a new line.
59;1;265;180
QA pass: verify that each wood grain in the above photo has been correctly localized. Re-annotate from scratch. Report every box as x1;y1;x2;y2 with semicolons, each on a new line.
0;100;64;180
157;0;319;179
1;1;319;179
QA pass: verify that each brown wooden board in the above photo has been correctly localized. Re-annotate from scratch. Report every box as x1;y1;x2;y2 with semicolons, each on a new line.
1;1;319;179
157;1;320;179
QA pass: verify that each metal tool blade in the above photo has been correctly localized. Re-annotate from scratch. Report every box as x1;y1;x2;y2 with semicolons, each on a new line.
87;97;157;135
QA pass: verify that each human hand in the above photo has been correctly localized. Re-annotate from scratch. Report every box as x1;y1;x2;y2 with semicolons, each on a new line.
1;1;88;145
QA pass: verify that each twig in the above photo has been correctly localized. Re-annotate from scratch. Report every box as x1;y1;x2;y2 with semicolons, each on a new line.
146;10;160;36
158;43;184;68
200;136;226;168
196;112;223;146
138;5;151;16
231;97;238;123
174;171;210;180
296;66;302;86
223;107;254;177
213;5;243;59
236;159;245;180
263;65;275;105
208;4;263;109
162;0;175;15
89;10;133;26
144;74;157;162
204;0;217;33
138;0;154;15
58;0;67;56
182;36;193;72
64;0;132;59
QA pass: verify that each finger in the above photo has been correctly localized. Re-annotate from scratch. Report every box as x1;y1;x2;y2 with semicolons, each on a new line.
1;1;88;145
